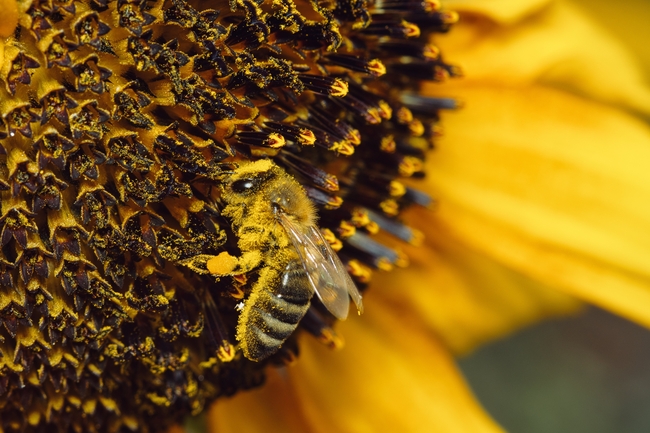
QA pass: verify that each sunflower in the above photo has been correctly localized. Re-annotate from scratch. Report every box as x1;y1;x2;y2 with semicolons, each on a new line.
0;0;463;431
207;0;650;432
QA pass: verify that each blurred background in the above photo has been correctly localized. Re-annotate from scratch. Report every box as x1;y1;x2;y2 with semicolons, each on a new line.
458;1;650;432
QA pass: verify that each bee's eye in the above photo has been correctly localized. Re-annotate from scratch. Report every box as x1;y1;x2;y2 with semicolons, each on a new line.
231;178;258;193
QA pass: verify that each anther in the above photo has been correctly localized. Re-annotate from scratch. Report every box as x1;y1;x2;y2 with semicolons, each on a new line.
298;74;348;97
277;153;339;192
304;186;343;210
263;122;315;145
324;54;386;76
320;228;343;251
347;259;372;284
235;131;286;148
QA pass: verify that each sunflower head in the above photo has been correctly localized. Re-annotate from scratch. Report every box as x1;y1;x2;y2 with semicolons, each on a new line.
0;0;458;431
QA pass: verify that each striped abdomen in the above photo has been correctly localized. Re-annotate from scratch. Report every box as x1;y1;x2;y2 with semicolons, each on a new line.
236;260;313;361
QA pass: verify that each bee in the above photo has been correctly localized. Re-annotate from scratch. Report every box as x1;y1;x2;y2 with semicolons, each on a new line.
203;159;363;361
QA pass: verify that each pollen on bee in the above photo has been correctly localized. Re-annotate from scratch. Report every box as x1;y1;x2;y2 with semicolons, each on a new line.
207;252;238;275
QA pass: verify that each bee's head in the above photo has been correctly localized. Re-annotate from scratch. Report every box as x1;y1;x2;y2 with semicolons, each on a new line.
222;160;276;198
221;159;316;227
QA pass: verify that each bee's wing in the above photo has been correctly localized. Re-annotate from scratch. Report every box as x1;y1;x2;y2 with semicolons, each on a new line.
278;212;363;320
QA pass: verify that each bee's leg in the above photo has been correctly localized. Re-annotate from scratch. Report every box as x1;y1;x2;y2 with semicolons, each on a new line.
206;251;262;276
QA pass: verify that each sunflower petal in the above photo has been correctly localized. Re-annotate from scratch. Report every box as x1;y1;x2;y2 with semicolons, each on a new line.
0;0;18;38
420;83;650;329
372;214;582;355
437;1;650;116
444;0;551;24
209;297;505;433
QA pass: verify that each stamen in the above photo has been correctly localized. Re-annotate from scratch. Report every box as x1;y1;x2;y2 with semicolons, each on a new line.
202;291;235;363
308;106;361;145
301;309;345;349
362;18;420;39
399;93;461;114
374;0;441;13
304;186;343;210
324;54;386;76
277;153;339;192
346;259;372;284
320;228;343;251
337;221;357;239
298;74;349;97
263;122;316;145
235;131;286;148
345;232;401;268
404;186;434;207
365;209;424;246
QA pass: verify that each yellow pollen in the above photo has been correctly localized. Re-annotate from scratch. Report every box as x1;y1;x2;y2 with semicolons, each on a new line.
409;119;425;136
379;199;399;216
434;66;450;82
409;229;425;247
217;342;236;362
396;107;414;124
388;180;407;197
331;140;355;156
338;221;356;238
348;259;372;283
322;228;344;251
380;135;396;153
323;174;339;191
399;156;423;176
423;44;440;60
367;59;386;76
441;11;459;24
351;208;371;226
265;132;285;148
207;252;238;275
365;221;380;235
395;250;409;268
347;128;362;145
404;21;421;38
298;128;316;145
325;196;344;210
329;78;349;97
376;258;393;272
367;108;382;124
378;100;392;120
423;0;441;13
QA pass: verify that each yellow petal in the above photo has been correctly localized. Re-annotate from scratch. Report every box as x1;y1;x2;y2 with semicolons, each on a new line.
421;83;650;328
209;296;504;433
437;1;650;116
0;0;18;38
444;0;551;24
372;214;582;355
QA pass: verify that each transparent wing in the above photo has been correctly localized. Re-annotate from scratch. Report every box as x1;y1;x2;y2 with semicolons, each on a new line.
278;212;363;320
